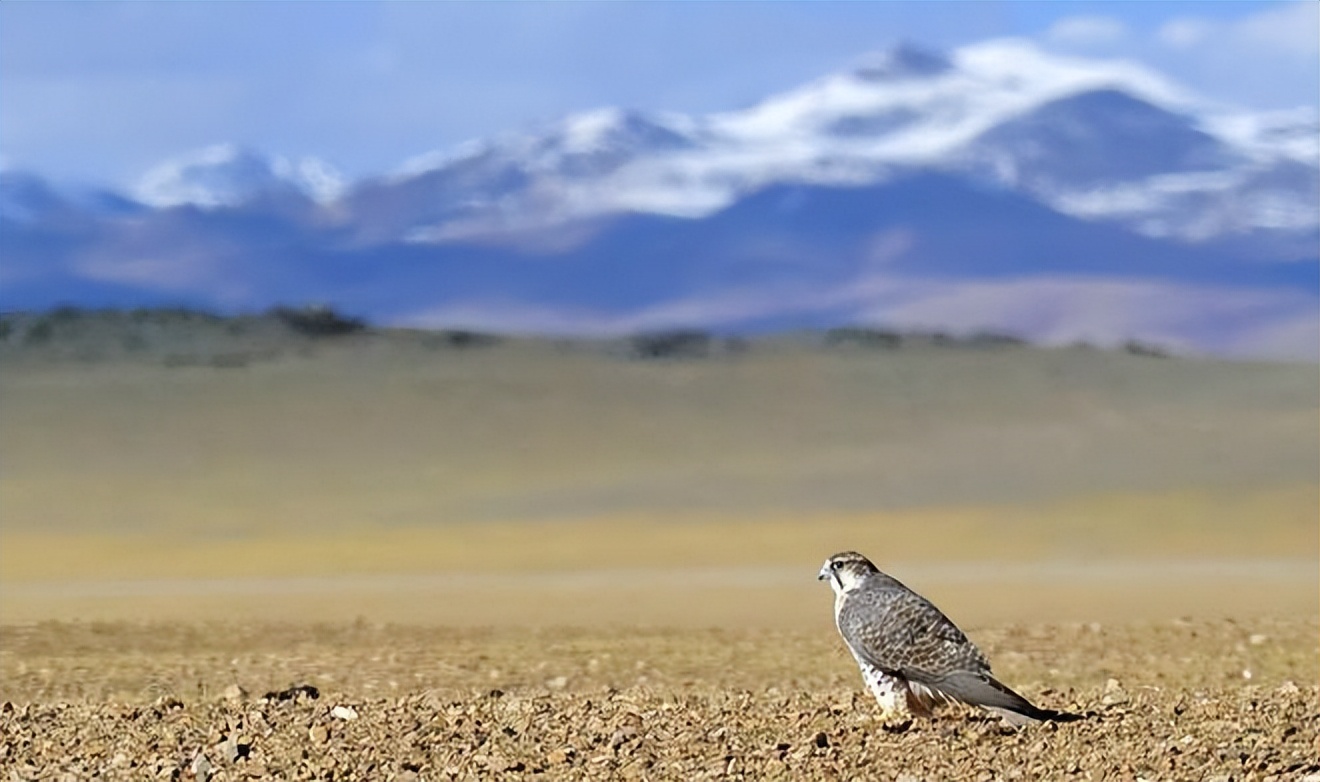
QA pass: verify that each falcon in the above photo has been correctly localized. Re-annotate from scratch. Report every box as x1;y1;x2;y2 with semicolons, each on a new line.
818;550;1078;726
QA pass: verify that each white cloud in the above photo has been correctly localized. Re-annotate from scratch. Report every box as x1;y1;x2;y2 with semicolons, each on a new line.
1237;1;1320;57
1157;2;1319;58
1157;18;1214;50
1047;16;1128;48
1031;2;1318;111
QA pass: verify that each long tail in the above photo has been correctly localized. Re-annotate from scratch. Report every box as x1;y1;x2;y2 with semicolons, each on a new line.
929;671;1083;726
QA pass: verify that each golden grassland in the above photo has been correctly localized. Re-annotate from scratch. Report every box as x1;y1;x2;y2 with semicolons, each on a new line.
1;341;1315;630
1;484;1316;627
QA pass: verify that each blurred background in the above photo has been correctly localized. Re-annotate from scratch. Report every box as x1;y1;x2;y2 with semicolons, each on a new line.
1;1;1315;630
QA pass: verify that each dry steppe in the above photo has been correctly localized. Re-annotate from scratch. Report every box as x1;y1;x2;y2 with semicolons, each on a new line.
1;316;1316;780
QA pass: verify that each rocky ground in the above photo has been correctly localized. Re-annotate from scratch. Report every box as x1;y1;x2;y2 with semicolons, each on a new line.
2;618;1316;781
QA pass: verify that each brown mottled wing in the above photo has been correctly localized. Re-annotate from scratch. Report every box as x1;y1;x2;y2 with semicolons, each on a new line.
836;576;990;683
838;574;1081;723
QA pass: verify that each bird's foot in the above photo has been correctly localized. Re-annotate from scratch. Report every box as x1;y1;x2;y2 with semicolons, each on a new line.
879;715;914;734
868;706;915;733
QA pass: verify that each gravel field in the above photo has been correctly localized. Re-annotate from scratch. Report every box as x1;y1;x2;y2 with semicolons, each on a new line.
2;617;1316;781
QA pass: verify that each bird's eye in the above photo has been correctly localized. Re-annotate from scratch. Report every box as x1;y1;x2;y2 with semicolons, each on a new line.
831;561;842;570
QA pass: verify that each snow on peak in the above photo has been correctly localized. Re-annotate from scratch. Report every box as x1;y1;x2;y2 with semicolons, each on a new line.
348;38;1316;245
553;107;697;155
558;108;636;154
710;38;1195;152
851;43;952;82
393;138;495;179
135;143;344;208
953;39;1195;110
275;156;347;204
389;109;696;184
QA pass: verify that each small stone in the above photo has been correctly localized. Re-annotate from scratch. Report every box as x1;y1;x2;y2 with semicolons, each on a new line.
1249;633;1268;645
216;737;240;763
191;752;212;782
331;705;359;720
546;676;569;691
222;684;248;702
1102;678;1129;705
308;725;329;743
547;746;576;764
609;727;637;750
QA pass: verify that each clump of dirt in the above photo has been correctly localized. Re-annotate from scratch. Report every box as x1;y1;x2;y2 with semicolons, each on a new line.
1;618;1316;780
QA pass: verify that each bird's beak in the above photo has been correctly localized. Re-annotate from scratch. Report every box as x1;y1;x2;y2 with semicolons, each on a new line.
817;563;831;581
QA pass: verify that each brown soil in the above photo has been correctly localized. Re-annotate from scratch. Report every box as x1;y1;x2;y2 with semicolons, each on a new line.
2;618;1316;781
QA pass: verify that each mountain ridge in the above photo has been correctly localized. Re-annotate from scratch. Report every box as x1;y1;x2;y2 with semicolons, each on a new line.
1;40;1316;360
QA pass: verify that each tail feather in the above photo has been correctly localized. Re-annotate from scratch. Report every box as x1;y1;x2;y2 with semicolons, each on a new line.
929;671;1083;725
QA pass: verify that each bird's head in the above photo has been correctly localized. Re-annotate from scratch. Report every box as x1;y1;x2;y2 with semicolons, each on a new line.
818;550;879;595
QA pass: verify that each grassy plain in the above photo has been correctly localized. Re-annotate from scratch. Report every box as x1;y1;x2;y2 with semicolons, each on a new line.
1;337;1315;626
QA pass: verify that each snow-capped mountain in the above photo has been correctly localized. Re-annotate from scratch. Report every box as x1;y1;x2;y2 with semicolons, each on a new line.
2;41;1316;359
329;40;1315;250
341;108;704;245
134;143;346;209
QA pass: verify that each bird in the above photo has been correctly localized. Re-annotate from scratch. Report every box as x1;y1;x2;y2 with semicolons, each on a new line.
818;550;1079;727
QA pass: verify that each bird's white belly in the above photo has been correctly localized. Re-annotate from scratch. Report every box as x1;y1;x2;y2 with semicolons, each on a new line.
859;662;907;715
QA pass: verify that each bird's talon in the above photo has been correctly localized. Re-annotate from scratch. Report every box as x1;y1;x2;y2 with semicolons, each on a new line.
880;717;913;734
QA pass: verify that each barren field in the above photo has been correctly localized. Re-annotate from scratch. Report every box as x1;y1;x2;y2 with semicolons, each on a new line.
2;618;1317;781
1;332;1317;779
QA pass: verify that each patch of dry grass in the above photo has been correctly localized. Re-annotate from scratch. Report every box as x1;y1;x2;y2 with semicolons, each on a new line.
3;485;1314;627
3;486;1314;582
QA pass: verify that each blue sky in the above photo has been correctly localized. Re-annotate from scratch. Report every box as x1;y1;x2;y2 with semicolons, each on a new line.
2;1;1316;189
